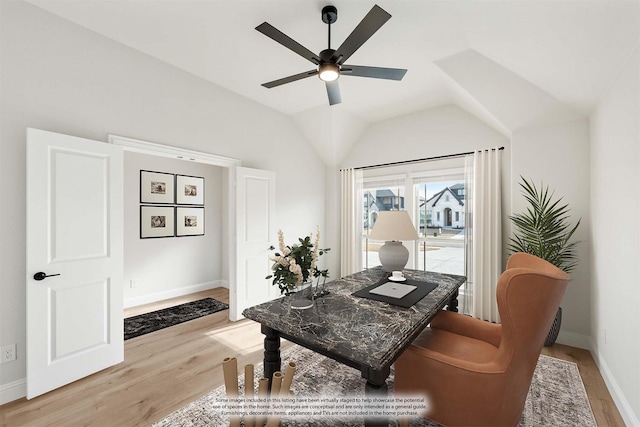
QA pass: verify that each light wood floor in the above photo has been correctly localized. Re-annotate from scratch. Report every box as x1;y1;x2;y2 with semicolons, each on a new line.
0;288;625;426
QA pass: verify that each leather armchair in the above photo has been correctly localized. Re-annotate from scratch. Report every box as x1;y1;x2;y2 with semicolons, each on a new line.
394;253;570;427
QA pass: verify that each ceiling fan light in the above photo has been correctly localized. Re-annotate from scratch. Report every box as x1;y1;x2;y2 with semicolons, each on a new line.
318;63;340;82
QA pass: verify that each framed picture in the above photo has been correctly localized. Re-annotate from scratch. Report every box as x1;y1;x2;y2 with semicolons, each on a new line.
176;207;205;237
140;170;175;204
140;206;175;238
176;174;204;205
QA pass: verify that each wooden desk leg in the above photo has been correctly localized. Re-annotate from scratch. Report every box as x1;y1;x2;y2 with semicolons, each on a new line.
364;380;389;427
447;289;459;312
261;325;281;390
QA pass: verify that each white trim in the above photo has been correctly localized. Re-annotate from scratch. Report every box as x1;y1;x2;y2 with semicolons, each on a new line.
410;167;465;181
362;173;407;184
108;135;241;168
0;378;26;405
124;280;227;309
556;330;590;350
590;341;640;427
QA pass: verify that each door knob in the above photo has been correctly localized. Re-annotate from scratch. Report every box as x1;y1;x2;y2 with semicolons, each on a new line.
268;245;275;250
33;272;61;281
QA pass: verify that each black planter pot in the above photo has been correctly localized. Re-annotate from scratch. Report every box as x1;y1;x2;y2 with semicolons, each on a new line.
544;307;562;347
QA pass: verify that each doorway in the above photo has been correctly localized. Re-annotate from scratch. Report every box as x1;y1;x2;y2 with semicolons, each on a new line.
109;135;241;315
109;135;277;321
444;207;452;227
27;129;273;399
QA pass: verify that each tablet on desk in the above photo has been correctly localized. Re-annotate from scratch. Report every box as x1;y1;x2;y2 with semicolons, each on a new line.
369;282;417;299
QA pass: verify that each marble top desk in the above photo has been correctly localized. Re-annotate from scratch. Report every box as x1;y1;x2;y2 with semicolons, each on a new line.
242;267;466;426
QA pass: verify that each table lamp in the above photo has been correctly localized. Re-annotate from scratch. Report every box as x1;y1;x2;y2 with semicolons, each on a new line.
369;210;419;272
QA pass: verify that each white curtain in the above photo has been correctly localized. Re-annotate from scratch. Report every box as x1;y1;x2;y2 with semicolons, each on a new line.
340;168;363;277
465;149;502;323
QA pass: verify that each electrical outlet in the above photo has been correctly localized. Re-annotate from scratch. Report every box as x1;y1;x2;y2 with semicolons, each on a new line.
130;280;138;288
0;344;16;363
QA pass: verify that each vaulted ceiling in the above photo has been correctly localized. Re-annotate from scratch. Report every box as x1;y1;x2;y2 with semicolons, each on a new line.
25;0;639;164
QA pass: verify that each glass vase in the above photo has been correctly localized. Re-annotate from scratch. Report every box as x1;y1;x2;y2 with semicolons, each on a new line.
290;280;314;310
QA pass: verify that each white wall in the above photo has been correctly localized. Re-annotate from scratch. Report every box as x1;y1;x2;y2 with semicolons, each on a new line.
0;0;325;399
340;105;510;273
511;119;591;346
123;153;224;307
589;46;640;425
341;104;511;248
342;104;510;170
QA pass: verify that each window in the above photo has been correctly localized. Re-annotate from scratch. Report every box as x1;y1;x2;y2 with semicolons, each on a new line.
361;181;405;269
359;166;465;277
414;176;465;276
354;157;470;315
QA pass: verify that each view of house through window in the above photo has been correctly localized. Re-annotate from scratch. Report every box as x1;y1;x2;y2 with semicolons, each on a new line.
415;177;465;276
361;171;465;277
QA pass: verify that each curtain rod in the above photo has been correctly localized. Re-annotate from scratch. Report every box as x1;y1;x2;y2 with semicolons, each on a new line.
345;146;505;171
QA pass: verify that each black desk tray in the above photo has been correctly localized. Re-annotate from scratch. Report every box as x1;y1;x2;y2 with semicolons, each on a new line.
352;276;437;308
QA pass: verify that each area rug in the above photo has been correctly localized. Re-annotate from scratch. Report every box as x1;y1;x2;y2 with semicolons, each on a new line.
153;345;596;427
124;298;228;340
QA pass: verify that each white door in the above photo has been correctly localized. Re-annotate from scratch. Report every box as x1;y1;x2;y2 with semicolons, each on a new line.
231;167;278;321
26;128;124;398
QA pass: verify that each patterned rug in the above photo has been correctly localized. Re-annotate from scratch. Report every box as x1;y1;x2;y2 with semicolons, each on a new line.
153;344;596;426
124;297;228;340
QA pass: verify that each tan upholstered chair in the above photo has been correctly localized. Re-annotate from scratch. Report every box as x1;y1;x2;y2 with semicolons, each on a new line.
394;253;570;427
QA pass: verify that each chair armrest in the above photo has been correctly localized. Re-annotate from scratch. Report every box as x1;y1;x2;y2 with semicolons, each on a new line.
430;310;502;347
407;343;506;374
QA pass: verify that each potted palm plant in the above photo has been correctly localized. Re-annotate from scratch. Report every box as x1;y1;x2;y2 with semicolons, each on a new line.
508;176;581;346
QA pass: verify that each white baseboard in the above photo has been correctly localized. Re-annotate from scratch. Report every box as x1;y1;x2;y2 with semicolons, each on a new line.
590;341;640;427
556;330;590;349
124;280;227;309
0;378;26;405
556;331;640;425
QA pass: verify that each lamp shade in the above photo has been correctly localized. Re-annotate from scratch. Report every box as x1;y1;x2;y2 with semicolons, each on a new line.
369;211;419;241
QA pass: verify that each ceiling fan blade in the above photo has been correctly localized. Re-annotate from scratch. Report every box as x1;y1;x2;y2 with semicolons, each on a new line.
261;70;318;88
256;22;321;65
341;65;407;80
325;80;342;105
330;5;391;64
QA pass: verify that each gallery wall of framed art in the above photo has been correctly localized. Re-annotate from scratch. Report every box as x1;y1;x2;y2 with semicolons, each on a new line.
139;170;205;238
123;151;224;304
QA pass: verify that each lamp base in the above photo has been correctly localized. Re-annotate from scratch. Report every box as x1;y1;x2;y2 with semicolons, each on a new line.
378;241;409;272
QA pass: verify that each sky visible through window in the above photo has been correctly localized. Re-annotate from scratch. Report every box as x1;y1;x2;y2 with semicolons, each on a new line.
421;181;463;200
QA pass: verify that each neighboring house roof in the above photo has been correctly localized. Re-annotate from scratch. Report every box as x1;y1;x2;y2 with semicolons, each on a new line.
426;186;465;207
361;189;404;211
375;189;396;198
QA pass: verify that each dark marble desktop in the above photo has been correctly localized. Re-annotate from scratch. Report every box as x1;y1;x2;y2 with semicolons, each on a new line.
243;267;466;375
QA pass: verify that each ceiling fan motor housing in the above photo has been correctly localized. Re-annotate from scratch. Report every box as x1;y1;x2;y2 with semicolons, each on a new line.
319;48;336;62
318;48;340;81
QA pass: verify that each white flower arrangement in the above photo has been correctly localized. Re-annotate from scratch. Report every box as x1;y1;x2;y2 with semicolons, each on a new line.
266;228;330;295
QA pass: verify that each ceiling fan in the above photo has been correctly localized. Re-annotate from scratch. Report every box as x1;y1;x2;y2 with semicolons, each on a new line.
256;4;407;106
